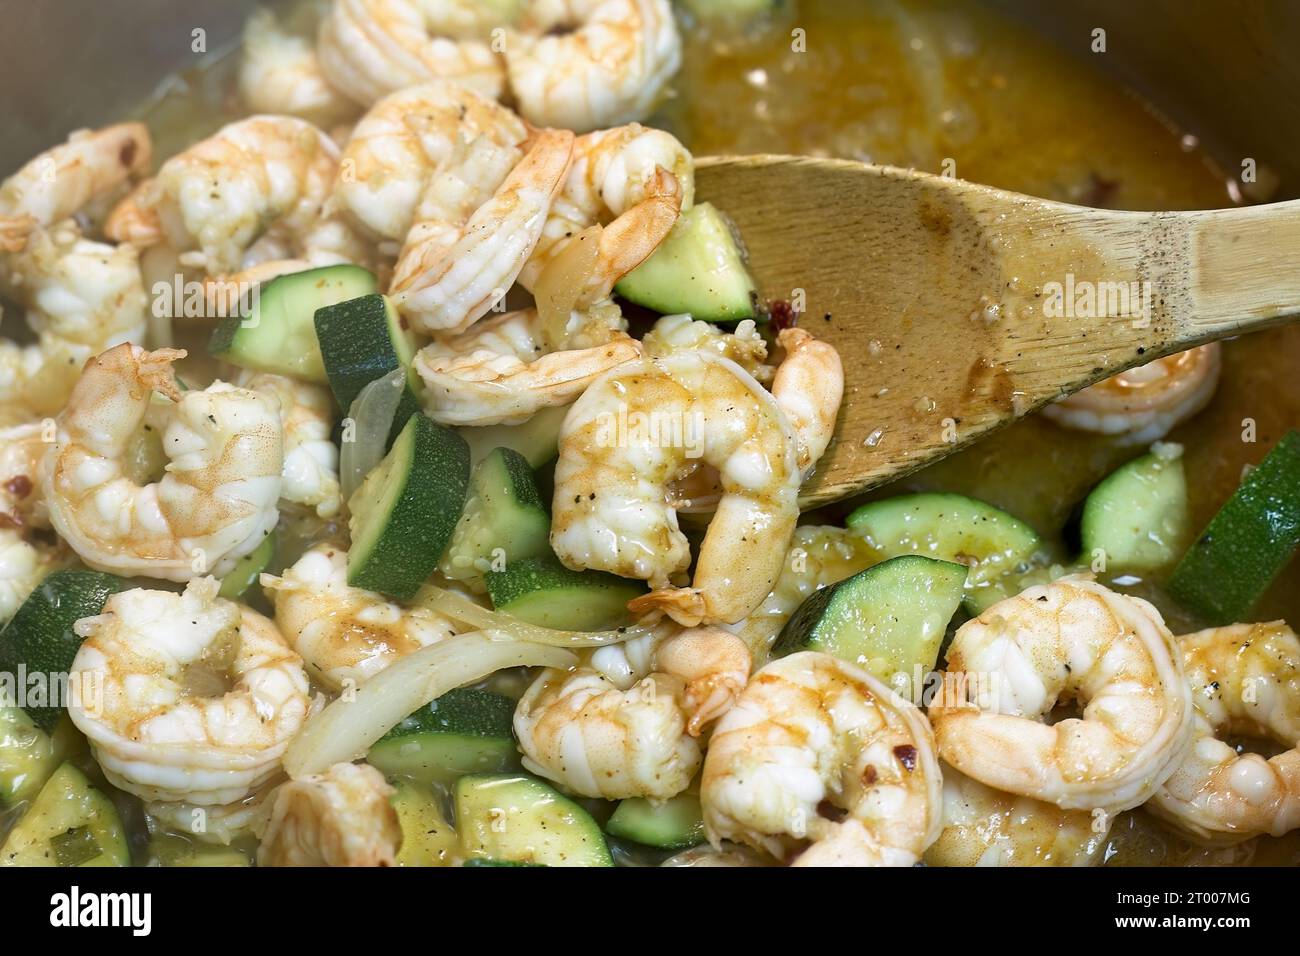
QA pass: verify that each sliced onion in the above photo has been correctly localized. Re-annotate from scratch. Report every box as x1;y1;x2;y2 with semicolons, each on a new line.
284;631;576;778
533;224;600;350
417;584;665;647
339;367;406;500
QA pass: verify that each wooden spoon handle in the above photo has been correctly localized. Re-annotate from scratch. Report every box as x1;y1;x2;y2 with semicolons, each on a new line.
1178;198;1300;340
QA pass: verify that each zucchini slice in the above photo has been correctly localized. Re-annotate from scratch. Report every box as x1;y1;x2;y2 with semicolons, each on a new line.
845;492;1040;611
458;403;569;469
217;530;276;601
455;773;613;867
1170;430;1300;624
390;780;459;866
0;763;129;867
315;292;422;438
0;704;62;807
485;554;646;630
347;413;470;600
440;447;551;589
1080;443;1189;573
614;202;758;322
0;569;126;731
772;554;967;681
368;687;519;786
209;264;377;383
606;793;705;850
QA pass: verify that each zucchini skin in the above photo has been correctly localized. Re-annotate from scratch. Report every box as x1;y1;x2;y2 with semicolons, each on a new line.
347;414;470;601
0;570;126;732
1169;430;1300;624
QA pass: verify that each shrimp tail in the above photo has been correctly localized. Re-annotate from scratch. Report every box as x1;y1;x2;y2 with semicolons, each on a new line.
134;347;187;402
629;587;707;628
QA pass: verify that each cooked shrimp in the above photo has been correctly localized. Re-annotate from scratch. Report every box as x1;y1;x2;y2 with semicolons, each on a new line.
335;81;526;244
0;123;151;229
519;123;692;306
317;0;508;107
68;578;311;805
256;761;400;867
413;305;641;426
236;371;341;519
505;0;681;131
109;116;367;275
0;421;51;530
239;8;357;128
924;763;1109;866
391;128;573;334
928;575;1193;813
552;350;801;627
514;625;750;799
387;134;524;293
1042;344;1221;443
1;125;152;418
147;787;272;846
701;651;942;866
261;542;457;691
1149;621;1300;842
772;327;844;475
41;344;283;581
0;530;61;623
642;313;771;382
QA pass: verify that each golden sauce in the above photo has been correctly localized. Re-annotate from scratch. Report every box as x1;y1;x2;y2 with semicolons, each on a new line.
126;0;1299;865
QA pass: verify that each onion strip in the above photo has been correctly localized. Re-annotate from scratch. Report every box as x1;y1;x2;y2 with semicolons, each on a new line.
416;584;665;648
339;367;406;500
284;631;576;778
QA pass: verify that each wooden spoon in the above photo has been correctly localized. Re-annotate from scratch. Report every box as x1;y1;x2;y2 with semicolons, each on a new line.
696;155;1300;508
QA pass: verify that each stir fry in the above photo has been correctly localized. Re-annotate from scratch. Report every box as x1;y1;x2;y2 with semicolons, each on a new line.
1;0;1297;869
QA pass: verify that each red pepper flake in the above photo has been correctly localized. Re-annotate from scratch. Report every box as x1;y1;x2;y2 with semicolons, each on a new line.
4;475;32;499
861;765;878;786
0;512;19;530
893;744;918;771
768;298;796;332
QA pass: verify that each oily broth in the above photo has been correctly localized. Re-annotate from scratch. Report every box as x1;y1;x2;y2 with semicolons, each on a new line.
119;0;1300;864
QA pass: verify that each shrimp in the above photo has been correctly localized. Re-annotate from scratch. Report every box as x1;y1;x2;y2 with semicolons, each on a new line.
551;350;801;627
0;530;61;623
41;344;283;582
147;788;272;846
642;313;770;383
108;116;368;276
335;81;527;245
1;125;152;418
923;763;1109;866
514;625;751;799
0;421;51;530
1148;621;1300;842
505;0;681;132
701;651;942;867
317;0;508;107
391;128;573;335
771;327;844;475
413;305;641;426
261;542;457;691
0;123;151;229
1042;344;1221;444
928;575;1193;813
256;761;401;867
67;578;311;805
239;8;358;128
519;123;692;307
235;371;341;519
